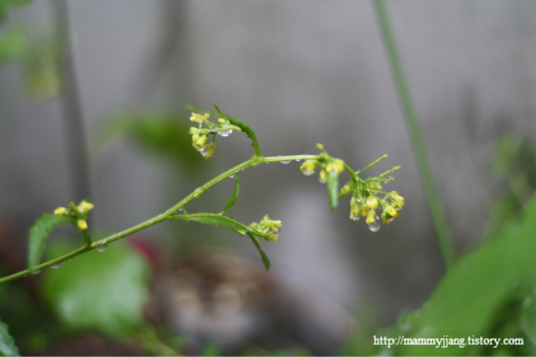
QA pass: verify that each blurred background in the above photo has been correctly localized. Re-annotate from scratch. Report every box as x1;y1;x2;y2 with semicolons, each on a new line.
1;0;536;355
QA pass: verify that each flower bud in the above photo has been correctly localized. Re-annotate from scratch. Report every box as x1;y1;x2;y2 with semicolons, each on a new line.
77;219;88;231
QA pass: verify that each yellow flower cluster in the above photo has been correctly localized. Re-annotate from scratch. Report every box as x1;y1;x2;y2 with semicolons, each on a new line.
249;214;282;241
300;146;345;184
53;199;94;231
349;183;405;232
189;111;239;159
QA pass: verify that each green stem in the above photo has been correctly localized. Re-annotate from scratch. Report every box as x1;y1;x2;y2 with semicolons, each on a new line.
0;154;316;284
356;154;387;175
373;0;455;270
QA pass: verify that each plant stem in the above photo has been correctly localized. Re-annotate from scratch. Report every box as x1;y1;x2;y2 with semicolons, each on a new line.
0;154;316;284
373;0;455;270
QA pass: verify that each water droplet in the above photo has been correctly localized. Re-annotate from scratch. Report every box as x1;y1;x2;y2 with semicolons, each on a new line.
295;159;302;162
318;176;327;184
281;160;291;164
302;169;314;176
68;258;72;262
368;220;381;232
97;245;108;252
229;174;235;179
350;212;360;221
200;147;208;157
32;270;41;275
51;262;62;269
217;127;233;137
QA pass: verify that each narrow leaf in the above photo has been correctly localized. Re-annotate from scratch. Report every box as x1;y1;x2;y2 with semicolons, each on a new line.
247;233;270;270
28;213;71;273
327;171;339;210
223;177;240;213
0;317;20;356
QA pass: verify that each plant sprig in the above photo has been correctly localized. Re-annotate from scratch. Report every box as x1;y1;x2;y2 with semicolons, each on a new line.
0;105;404;284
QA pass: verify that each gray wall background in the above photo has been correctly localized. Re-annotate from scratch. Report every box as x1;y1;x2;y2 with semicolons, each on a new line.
2;0;536;324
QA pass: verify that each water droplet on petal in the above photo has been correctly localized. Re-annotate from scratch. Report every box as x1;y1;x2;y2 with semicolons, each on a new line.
200;147;208;157
281;160;291;164
217;128;233;137
368;220;381;232
51;262;62;269
97;245;108;252
302;169;314;176
350;212;360;221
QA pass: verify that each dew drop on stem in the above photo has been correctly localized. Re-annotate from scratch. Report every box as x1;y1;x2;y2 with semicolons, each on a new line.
51;263;62;269
97;245;108;252
281;160;291;164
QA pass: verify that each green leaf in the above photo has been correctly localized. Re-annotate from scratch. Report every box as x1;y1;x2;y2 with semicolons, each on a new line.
0;27;26;65
42;240;151;338
0;317;20;356
395;193;536;356
522;295;536;345
173;213;252;236
28;213;71;273
327;171;339;210
222;177;240;213
247;233;270;270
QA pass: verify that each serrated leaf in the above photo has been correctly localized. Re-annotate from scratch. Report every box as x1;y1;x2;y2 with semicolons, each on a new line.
327;171;339;211
42;240;151;338
223;177;240;213
0;317;20;356
247;233;270;270
28;213;71;273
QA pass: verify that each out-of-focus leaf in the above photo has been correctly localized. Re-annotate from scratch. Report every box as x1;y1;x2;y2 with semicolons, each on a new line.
395;194;536;356
522;295;536;345
327;171;339;210
27;213;71;273
222;177;240;213
0;317;19;356
0;27;26;65
42;240;151;338
98;111;204;170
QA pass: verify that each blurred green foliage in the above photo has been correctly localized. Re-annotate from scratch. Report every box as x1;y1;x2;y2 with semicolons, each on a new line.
97;110;206;171
486;136;536;237
342;136;536;356
42;239;151;338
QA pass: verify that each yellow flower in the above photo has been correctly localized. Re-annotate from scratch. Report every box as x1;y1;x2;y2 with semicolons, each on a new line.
77;219;88;231
54;207;68;216
332;159;344;174
77;200;94;213
300;160;317;176
366;210;376;224
369;182;382;191
366;196;378;209
386;205;400;218
340;182;352;195
189;112;209;123
319;169;327;183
